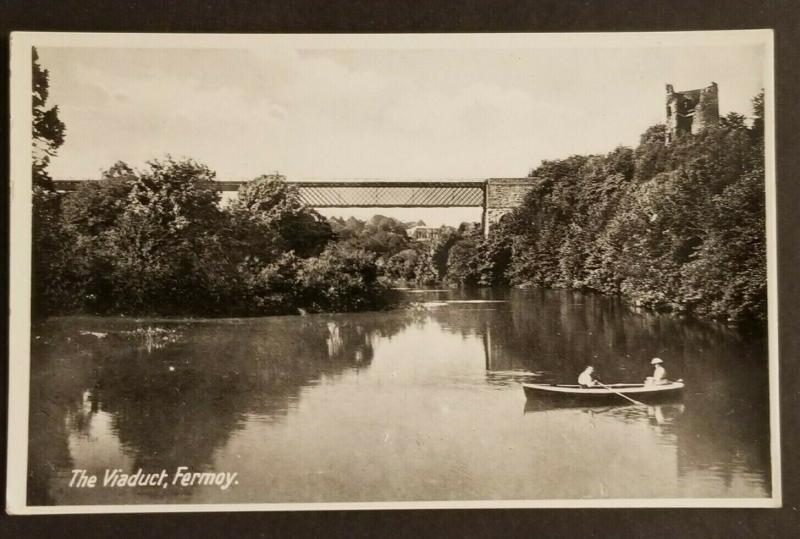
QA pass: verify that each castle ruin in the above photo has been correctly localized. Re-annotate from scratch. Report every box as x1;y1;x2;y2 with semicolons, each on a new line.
665;82;719;143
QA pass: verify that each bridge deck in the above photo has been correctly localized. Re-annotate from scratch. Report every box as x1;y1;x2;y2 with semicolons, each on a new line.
294;182;485;208
53;179;489;208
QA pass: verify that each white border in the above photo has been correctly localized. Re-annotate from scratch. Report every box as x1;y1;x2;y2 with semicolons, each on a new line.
6;30;780;514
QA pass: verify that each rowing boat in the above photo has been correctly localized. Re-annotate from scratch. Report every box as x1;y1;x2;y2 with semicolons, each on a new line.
522;381;684;402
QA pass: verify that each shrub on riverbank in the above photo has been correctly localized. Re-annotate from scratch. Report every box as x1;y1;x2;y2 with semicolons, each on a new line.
296;245;391;312
468;92;766;323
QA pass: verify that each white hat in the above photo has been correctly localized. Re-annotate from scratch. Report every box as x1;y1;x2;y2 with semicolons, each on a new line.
651;357;664;365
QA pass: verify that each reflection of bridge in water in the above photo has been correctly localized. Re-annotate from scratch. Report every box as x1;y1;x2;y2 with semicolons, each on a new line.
53;178;537;236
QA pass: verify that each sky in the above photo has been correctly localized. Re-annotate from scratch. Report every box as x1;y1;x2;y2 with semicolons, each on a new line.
38;37;766;226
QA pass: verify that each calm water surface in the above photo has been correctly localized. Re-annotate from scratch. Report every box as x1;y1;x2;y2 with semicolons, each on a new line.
27;289;772;505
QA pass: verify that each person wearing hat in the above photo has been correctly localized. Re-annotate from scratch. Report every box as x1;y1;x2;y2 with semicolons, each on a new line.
645;357;667;386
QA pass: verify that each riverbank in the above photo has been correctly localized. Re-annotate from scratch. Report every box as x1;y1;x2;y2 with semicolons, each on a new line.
32;282;769;335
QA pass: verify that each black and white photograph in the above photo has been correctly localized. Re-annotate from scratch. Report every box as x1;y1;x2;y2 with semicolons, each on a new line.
6;30;779;513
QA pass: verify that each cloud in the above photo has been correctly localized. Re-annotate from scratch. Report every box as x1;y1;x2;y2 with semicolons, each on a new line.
38;43;766;183
385;80;575;137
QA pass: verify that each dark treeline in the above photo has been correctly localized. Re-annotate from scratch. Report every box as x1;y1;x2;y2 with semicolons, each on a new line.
452;93;766;323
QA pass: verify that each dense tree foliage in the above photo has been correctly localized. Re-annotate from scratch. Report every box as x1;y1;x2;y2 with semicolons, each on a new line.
329;215;411;257
230;174;333;259
32;48;66;190
29;48;388;317
296;245;389;312
455;93;767;323
328;215;463;286
34;160;390;316
31;48;69;316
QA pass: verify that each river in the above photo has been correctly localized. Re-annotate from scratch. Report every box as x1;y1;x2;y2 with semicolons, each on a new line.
26;289;772;505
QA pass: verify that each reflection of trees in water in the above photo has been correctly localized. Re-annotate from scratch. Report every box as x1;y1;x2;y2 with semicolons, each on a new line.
674;356;771;494
27;340;98;505
28;311;417;504
27;295;771;503
433;289;771;494
502;290;771;493
481;289;764;382
423;288;508;339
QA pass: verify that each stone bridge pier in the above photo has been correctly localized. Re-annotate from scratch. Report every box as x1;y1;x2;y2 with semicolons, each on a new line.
483;178;537;236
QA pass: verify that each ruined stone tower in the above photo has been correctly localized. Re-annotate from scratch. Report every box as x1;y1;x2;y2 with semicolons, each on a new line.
665;82;719;143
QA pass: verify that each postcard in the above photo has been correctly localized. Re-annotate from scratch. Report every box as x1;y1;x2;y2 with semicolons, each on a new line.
6;30;779;513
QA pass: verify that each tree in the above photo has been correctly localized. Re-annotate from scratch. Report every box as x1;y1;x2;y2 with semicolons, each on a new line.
446;236;482;287
31;48;68;315
328;214;412;267
413;252;438;286
126;157;220;228
357;215;411;256
384;248;420;282
61;161;135;236
430;227;460;280
680;166;766;322
751;90;764;140
296;245;388;313
32;47;66;190
101;157;233;313
500;92;767;323
230;174;333;260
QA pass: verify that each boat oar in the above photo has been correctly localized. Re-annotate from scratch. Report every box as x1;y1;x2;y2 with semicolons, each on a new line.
594;380;647;407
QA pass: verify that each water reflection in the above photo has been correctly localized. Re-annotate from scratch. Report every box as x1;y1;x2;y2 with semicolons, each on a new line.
430;289;771;497
28;312;416;504
28;290;771;504
524;400;686;431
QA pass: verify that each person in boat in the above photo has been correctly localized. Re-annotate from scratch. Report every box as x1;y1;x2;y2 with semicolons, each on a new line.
644;357;667;385
578;366;598;388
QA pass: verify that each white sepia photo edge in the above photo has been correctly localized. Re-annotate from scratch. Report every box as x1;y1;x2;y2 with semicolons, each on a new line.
6;30;781;513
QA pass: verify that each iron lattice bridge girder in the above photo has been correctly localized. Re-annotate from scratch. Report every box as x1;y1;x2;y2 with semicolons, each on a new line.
289;181;486;208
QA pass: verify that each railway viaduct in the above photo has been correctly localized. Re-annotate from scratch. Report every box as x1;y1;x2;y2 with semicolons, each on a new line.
53;178;537;237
